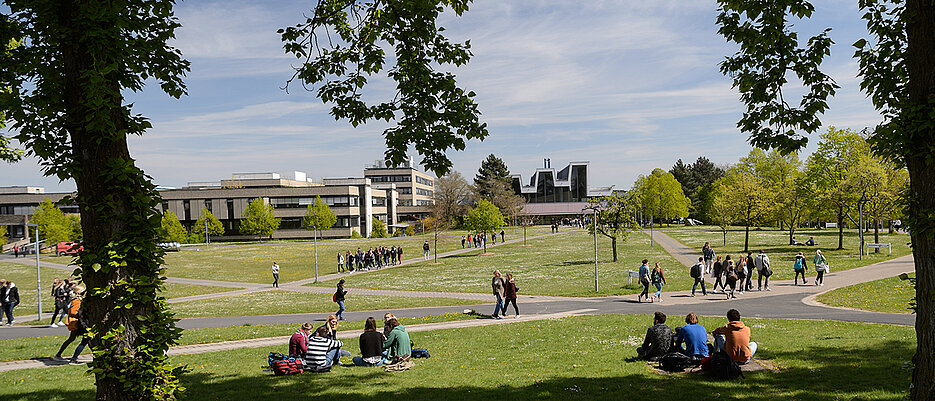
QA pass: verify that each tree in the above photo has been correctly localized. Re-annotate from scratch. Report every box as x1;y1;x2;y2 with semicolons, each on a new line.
464;199;504;253
740;148;805;240
670;156;726;222
32;199;77;244
0;225;8;247
433;171;473;224
191;210;224;241
719;2;935;396
160;211;188;243
712;168;774;252
844;156;909;251
303;196;337;235
371;217;388;238
240;198;281;239
710;185;734;246
632;168;691;225
279;0;488;176
474;154;512;201
0;1;190;398
587;193;637;262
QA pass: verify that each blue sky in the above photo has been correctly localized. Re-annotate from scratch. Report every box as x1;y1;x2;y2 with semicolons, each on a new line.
1;0;881;192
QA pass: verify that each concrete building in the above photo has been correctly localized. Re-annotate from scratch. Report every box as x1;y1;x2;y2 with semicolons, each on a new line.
510;159;614;222
363;158;434;222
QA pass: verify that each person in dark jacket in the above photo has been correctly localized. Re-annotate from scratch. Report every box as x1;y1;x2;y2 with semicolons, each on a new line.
353;317;386;366
335;279;348;320
1;281;20;325
793;251;809;285
636;311;673;361
711;256;725;293
503;272;520;317
745;251;756;291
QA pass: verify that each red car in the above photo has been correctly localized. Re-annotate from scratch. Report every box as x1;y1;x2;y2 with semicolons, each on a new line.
56;242;84;256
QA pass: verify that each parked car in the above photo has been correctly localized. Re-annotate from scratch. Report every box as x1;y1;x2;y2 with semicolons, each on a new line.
157;242;181;252
56;241;84;256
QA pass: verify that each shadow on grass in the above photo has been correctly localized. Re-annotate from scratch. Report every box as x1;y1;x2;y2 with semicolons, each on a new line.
4;339;912;401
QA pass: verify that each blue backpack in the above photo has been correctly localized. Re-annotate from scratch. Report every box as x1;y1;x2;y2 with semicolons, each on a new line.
793;258;804;271
411;348;430;358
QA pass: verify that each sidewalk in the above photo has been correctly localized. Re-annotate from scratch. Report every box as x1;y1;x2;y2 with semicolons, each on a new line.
0;308;597;373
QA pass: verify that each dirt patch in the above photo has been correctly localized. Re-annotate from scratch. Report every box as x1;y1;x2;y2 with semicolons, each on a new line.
649;357;778;375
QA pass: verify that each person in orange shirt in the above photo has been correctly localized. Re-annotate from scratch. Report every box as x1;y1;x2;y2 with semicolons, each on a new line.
712;308;758;364
54;286;89;364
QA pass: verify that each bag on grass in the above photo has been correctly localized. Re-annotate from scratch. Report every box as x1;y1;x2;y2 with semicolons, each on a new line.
411;348;430;358
704;351;743;380
659;352;693;372
384;360;415;372
268;352;304;376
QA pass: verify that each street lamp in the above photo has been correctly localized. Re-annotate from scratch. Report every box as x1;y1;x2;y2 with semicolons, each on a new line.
26;223;41;322
858;196;869;260
583;205;599;292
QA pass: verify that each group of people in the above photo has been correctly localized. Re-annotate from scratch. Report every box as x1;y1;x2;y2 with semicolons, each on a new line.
637;309;758;366
53;284;89;364
490;270;520;318
461;232;503;249
338;246;405;273
0;279;20;325
288;312;411;370
636;259;667;303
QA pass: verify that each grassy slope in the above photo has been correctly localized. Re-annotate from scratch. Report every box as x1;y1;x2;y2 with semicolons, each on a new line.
167;291;480;318
661;226;911;281
818;275;915;314
0;315;915;400
311;231;688;297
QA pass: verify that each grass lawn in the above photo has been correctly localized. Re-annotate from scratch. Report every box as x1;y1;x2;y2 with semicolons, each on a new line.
0;314;915;400
44;226;558;284
817;275;915;314
162;283;239;300
0;312;476;363
661;225;912;281
0;262;77;318
167;290;480;318
312;231;696;297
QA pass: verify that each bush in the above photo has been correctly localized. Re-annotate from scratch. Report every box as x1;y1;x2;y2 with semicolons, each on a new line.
350;230;363;239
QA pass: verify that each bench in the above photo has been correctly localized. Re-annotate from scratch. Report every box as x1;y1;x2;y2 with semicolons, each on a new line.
824;223;837;229
628;270;640;285
867;243;891;255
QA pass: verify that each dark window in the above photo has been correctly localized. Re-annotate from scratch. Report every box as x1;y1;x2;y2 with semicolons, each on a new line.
204;199;212;213
161;202;169;213
226;199;234;220
183;200;191;221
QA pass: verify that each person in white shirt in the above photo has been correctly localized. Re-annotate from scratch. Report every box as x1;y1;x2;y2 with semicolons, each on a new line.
271;262;280;288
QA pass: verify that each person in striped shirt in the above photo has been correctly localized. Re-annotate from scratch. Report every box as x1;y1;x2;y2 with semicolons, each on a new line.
305;326;344;368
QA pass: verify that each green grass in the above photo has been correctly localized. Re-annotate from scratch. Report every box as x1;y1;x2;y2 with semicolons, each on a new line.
167;290;481;318
661;225;912;281
0;262;77;318
0;314;915;400
162;283;239;300
312;231;696;297
818;275;915;314
44;226;557;284
0;312;477;363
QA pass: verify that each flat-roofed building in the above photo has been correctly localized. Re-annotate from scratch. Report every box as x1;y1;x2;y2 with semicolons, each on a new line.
363;157;434;222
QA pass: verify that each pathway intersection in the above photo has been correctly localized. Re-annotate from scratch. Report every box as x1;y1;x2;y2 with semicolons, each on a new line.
0;229;916;373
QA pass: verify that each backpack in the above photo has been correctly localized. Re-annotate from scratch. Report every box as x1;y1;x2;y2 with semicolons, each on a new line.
651;269;660;283
794;258;804;271
268;352;304;376
690;263;702;279
659;352;694;372
411;348;430;358
332;292;338;303
704;351;743;380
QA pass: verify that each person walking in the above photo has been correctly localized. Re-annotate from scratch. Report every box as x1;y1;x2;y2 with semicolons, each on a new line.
500;230;505;242
1;281;19;325
754;250;772;291
736;257;748;295
423;241;430;260
690;257;707;297
335;279;348;321
651;262;666;302
744;251;756;291
813;250;828;286
724;260;739;299
54;286;89;363
337;252;345;273
13;245;18;258
793;251;809;285
637;259;651;302
271;262;280;288
461;235;466;248
50;278;70;327
503;272;520;318
491;270;506;318
702;242;716;275
711;255;725;293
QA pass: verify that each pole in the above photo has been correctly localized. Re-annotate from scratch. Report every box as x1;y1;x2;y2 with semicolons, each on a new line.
35;225;41;322
314;228;319;282
205;219;209;248
858;200;864;260
593;208;598;292
650;207;655;247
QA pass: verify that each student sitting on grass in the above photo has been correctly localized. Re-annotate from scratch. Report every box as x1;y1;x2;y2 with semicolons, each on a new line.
306;326;344;369
317;314;353;361
383;317;411;362
674;312;709;357
712;309;757;364
289;322;314;360
353;317;385;366
636;311;673;361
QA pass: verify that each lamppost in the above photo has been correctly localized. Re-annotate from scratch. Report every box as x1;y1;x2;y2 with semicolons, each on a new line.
26;223;41;322
583;205;599;292
858;196;869;260
204;219;209;248
650;206;659;247
304;225;319;282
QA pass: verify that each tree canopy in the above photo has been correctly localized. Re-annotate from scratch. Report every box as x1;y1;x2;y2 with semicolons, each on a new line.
464;199;504;253
669;156;725;222
303;195;337;234
587;193;637;262
31;198;78;244
240;198;281;239
632;168;691;224
192;210;225;240
160;211;188;243
474;154;512;200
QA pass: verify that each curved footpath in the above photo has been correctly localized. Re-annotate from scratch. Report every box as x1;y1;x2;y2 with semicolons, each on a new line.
0;230;917;373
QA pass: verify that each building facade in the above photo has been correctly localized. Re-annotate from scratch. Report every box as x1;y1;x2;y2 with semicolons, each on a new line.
510;159;613;222
363;158;434;222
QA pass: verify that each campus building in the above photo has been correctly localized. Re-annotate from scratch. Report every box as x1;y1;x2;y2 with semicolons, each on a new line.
363;157;434;222
510;159;615;222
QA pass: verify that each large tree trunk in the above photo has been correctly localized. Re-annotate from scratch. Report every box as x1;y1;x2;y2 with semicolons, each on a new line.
837;206;845;250
59;3;178;400
873;219;880;254
907;1;935;399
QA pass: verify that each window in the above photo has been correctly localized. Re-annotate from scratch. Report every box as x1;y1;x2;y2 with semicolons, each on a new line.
226;199;234;220
204;199;212;213
397;187;412;194
399;199;412;206
417;199;434;206
416;176;433;186
373;197;386;206
161;202;169;213
183;200;191;221
368;175;411;183
416;188;433;197
270;196;359;209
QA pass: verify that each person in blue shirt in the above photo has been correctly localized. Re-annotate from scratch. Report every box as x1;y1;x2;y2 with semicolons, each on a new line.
674;312;709;357
637;259;651;302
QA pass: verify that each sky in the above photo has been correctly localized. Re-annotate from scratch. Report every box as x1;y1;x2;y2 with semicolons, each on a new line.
1;0;882;192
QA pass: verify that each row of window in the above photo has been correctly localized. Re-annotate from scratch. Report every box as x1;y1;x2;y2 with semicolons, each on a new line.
416;176;434;187
415;188;433;197
270;196;359;208
279;216;360;229
368;175;411;183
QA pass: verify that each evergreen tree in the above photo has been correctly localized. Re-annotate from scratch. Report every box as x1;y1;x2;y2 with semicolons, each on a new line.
474;154;512;200
240;198;281;239
670;156;725;222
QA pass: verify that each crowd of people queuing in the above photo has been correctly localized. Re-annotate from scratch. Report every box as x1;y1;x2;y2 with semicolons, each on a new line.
336;246;405;273
637;309;758;365
460;231;505;249
288;312;412;371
